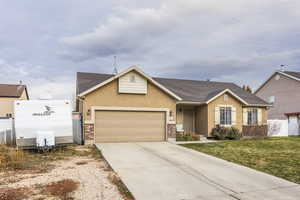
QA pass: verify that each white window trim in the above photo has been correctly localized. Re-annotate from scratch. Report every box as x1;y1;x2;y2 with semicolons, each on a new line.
219;106;233;126
216;104;236;126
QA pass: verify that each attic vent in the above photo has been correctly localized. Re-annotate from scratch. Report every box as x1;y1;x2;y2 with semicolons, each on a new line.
275;74;280;80
130;75;136;83
224;94;229;102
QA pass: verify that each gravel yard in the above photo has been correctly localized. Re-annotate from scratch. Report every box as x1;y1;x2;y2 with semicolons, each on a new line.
0;145;132;200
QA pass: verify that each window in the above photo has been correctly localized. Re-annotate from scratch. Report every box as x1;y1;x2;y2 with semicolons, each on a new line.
220;107;232;125
268;96;275;104
247;108;258;125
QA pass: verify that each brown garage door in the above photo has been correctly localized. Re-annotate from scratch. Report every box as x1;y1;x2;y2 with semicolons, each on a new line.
95;110;166;142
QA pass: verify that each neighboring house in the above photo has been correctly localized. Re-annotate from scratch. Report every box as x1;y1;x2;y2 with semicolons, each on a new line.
76;66;270;143
255;70;300;136
255;70;300;120
0;84;29;118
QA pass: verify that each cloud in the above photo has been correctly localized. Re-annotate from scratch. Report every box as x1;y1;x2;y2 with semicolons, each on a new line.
0;58;75;101
1;0;300;101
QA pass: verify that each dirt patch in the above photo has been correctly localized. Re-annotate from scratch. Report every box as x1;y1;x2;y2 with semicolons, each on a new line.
0;187;29;200
0;145;129;200
44;179;79;200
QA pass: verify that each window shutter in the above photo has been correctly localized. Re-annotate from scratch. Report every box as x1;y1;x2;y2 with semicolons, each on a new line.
258;108;262;125
215;106;220;125
232;106;236;125
243;108;248;125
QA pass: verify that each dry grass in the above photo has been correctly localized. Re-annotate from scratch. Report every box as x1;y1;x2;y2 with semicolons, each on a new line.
44;179;79;200
1;145;129;200
0;145;101;173
0;145;27;170
108;173;134;200
0;187;29;200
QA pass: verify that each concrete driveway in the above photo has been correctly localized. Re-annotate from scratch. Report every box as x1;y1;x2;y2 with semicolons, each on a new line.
96;142;300;200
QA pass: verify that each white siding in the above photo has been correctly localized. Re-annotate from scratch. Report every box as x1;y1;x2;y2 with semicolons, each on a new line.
118;71;147;94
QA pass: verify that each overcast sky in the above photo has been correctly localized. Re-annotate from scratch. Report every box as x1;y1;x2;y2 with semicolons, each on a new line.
1;0;300;100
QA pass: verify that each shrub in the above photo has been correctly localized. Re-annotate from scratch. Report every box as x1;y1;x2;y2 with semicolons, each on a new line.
212;126;227;140
176;133;200;141
211;126;241;140
227;127;241;140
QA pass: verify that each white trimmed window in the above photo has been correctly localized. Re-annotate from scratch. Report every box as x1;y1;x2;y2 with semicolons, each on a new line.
220;107;232;125
243;108;262;126
247;108;258;125
215;105;236;126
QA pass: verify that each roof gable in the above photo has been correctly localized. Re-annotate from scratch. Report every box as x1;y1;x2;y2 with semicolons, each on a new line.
0;84;27;98
77;66;182;100
255;70;300;94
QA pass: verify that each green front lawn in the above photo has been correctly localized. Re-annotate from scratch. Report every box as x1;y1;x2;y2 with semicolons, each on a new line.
181;137;300;184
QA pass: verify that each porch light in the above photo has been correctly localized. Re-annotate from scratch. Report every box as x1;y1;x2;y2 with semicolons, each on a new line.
169;111;173;117
87;109;91;116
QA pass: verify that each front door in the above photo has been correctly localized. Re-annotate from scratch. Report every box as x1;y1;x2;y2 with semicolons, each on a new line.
183;109;195;134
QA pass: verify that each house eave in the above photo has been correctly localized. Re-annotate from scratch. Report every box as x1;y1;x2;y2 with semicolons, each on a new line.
176;101;205;105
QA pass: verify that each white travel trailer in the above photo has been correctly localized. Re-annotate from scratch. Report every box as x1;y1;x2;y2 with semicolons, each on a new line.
14;100;73;148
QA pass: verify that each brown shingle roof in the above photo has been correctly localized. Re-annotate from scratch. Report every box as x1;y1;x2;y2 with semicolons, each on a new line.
76;72;269;105
0;84;26;97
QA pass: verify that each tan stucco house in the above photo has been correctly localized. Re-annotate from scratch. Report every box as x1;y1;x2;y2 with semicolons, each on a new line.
76;66;270;143
0;84;29;118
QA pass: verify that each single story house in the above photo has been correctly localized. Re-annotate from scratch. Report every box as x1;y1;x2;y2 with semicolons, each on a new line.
76;66;270;143
0;83;29;118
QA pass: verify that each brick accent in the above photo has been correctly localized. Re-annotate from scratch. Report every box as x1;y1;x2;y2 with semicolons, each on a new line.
84;123;94;140
167;124;176;138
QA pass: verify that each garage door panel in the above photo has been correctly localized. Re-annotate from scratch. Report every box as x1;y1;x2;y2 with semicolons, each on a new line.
95;110;166;142
97;121;165;129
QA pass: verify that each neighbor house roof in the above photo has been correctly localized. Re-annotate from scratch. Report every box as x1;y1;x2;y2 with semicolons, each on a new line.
255;70;300;94
0;84;27;98
77;67;269;106
281;71;300;80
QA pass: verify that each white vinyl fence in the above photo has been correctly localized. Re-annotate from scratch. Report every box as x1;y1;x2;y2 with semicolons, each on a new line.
72;113;83;145
0;118;15;145
0;114;83;146
267;120;289;136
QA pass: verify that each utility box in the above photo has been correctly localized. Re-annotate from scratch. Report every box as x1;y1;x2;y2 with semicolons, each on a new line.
14;100;73;149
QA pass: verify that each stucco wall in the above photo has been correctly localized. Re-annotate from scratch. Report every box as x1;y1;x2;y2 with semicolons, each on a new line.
176;105;184;124
207;93;243;136
0;90;28;117
256;73;300;119
206;92;268;137
83;79;177;122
